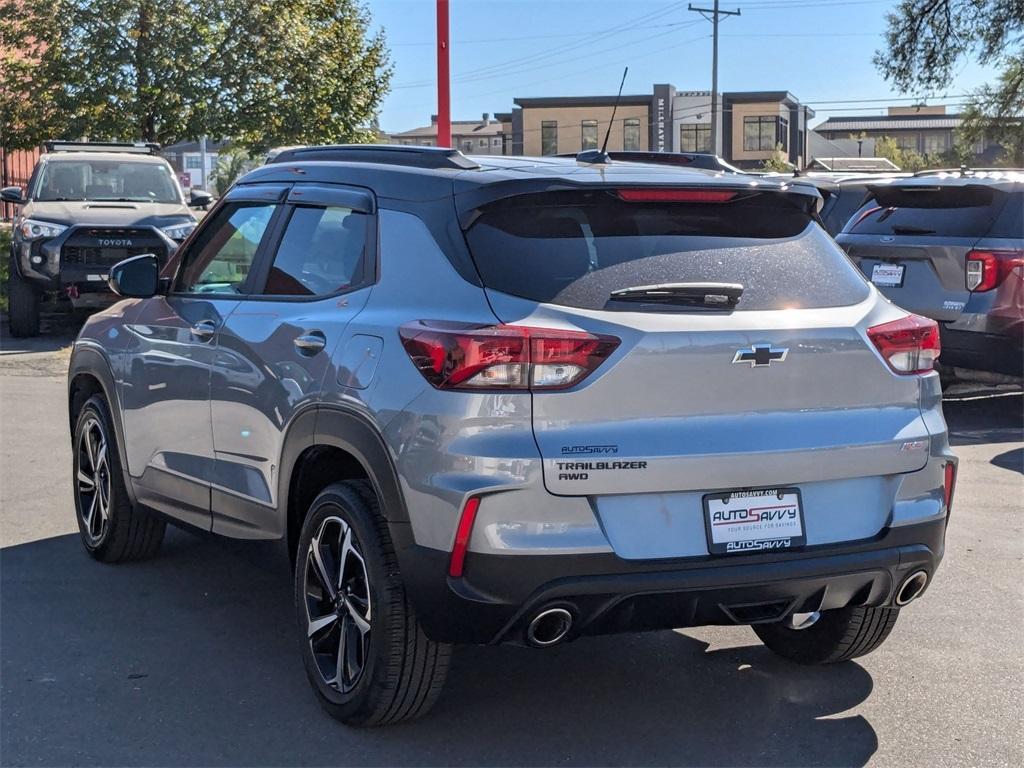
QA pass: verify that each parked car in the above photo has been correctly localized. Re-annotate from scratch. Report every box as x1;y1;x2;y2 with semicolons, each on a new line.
789;173;905;235
836;171;1024;381
1;141;212;337
68;145;956;726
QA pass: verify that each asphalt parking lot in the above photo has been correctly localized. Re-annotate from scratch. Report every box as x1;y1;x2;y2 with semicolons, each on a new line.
1;331;1021;767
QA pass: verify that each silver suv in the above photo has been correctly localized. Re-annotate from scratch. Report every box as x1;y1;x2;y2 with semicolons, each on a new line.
67;146;957;726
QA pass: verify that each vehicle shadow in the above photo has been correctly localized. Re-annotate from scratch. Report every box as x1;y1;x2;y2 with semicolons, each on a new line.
944;392;1023;447
1;530;878;767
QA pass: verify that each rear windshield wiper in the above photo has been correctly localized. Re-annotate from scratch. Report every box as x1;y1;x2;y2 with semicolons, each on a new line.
610;282;743;307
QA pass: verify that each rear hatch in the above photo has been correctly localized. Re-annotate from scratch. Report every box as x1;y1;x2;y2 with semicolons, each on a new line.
461;186;930;514
836;182;1013;321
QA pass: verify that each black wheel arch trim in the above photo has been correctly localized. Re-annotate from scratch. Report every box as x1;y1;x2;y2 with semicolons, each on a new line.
277;405;411;558
67;345;137;507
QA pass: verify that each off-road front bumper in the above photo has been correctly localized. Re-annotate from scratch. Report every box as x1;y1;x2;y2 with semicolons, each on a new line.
393;516;947;645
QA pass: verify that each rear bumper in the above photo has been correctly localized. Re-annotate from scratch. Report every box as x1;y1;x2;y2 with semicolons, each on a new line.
394;516;947;645
940;323;1023;377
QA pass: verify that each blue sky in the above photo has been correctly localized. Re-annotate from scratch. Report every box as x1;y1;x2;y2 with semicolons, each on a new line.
366;0;998;132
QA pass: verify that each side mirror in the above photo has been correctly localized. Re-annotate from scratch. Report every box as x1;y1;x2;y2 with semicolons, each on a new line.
109;254;160;298
190;189;213;209
1;186;24;204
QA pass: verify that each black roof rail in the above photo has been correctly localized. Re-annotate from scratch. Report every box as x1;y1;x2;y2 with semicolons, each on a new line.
267;144;481;170
44;140;161;154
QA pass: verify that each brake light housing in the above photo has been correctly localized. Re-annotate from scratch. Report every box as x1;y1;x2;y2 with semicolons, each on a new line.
867;314;941;374
399;321;620;390
616;188;738;203
966;250;1024;292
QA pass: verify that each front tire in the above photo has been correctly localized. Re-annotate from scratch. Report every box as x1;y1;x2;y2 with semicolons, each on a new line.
73;395;165;562
7;264;41;338
294;481;450;726
753;605;900;664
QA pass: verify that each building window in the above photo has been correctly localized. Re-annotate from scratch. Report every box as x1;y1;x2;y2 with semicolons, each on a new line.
462;140;473;152
541;121;558;155
743;116;788;152
923;131;950;156
680;123;712;153
581;119;599;151
623;118;641;151
185;155;202;169
895;134;918;152
479;138;487;148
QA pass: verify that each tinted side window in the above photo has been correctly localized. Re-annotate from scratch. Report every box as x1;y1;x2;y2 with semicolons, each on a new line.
260;206;368;297
990;191;1023;238
177;203;276;294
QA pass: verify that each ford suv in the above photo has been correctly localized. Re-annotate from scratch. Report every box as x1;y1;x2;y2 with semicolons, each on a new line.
67;146;957;726
2;141;211;337
837;171;1023;382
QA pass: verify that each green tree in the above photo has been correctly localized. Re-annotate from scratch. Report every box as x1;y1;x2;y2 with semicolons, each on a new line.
0;1;391;152
759;143;792;172
874;1;1023;165
209;146;257;196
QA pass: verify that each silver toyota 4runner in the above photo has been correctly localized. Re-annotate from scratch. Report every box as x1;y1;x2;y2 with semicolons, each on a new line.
67;146;957;726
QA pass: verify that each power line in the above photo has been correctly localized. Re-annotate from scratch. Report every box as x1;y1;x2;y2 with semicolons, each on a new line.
393;1;691;88
688;1;740;155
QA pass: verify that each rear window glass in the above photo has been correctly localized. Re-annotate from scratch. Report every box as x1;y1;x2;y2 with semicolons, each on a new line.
463;190;870;311
843;185;1008;237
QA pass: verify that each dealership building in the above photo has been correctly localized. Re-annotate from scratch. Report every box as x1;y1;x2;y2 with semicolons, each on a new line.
503;84;815;169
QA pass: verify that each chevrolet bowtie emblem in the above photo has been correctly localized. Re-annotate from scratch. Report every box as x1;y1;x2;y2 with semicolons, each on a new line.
732;344;788;367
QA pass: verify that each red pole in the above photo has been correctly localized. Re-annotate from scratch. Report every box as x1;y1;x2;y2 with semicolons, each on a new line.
436;0;451;149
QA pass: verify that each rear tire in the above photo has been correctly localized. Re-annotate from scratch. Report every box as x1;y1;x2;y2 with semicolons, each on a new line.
294;480;450;726
753;605;900;664
73;395;165;562
7;264;41;338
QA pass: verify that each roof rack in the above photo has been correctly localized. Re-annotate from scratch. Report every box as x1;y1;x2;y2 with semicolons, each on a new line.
44;140;161;155
267;144;481;170
913;166;1024;178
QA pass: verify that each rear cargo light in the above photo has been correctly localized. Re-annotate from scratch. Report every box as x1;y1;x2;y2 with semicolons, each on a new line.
866;314;941;374
616;188;738;203
966;250;1024;292
449;496;481;578
399;321;620;390
943;462;956;514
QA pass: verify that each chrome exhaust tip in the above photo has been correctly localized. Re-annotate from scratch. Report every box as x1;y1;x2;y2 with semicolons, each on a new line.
896;570;929;606
526;607;573;647
787;610;821;630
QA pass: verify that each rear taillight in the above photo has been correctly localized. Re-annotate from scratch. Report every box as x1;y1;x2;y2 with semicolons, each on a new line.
943;462;956;514
399;321;620;390
867;314;941;374
966;250;1024;292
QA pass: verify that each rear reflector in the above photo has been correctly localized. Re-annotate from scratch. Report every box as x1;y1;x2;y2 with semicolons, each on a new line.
616;188;738;203
943;462;956;514
399;322;620;390
449;497;481;578
966;250;1024;292
867;314;941;374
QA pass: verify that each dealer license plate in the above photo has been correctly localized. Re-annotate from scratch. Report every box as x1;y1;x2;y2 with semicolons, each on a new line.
703;488;805;555
871;263;905;287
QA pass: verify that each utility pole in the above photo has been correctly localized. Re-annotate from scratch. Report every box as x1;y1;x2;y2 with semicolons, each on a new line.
688;1;740;156
436;0;451;149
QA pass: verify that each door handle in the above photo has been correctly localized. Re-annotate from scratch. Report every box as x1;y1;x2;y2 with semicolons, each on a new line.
294;330;327;356
190;319;217;341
